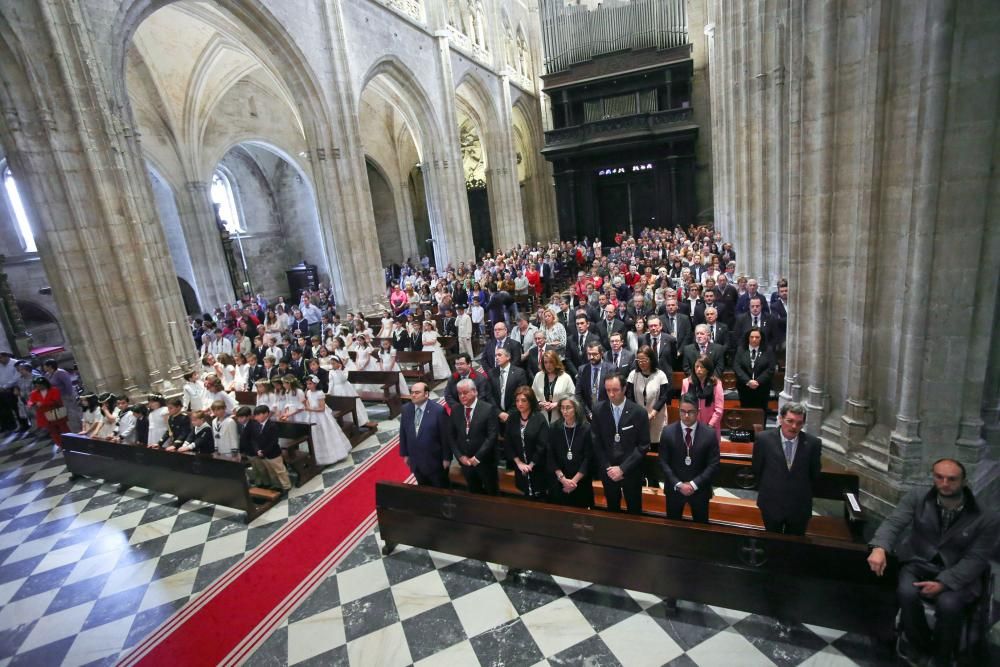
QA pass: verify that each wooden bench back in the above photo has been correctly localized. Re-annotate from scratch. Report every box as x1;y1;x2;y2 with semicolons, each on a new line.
722;407;765;432
347;370;399;387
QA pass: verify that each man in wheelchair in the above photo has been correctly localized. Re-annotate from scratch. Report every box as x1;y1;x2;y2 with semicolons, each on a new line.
867;458;998;666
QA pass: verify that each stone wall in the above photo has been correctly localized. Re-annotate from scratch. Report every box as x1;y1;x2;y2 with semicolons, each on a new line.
706;0;1000;510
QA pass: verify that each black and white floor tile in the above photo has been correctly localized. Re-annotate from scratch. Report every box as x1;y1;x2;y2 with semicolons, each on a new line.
0;387;994;666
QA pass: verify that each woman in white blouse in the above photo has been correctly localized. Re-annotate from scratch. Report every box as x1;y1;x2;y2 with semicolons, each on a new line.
530;351;576;424
625;346;673;449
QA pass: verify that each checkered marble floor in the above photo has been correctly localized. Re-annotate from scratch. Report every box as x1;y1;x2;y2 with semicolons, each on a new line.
242;526;896;667
0;403;400;667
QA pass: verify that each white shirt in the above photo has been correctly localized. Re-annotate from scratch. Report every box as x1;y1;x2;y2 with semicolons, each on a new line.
213;416;240;455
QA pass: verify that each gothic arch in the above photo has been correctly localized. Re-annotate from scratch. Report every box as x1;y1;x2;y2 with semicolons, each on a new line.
359;56;446;159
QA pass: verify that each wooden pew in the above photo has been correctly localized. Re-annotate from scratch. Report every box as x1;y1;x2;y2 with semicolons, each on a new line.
62;433;280;522
639;454;868;539
347;370;404;418
395;350;434;384
376;482;898;643
325;394;377;446
448;466;855;542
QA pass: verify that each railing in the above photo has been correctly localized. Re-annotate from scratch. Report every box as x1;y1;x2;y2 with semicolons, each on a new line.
541;0;688;74
544;108;694;147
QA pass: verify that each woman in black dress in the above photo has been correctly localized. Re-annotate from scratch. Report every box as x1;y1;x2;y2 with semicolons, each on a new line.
504;387;550;499
547;396;594;508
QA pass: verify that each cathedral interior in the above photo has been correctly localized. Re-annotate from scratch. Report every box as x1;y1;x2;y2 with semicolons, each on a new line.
0;0;997;665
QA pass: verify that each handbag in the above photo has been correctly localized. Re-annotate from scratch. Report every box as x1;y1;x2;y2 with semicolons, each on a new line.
44;405;68;422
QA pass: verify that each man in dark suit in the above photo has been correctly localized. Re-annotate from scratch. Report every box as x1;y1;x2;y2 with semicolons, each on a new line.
591;373;650;514
703;307;731;358
574;342;615;419
662;299;692;370
867;458;999;667
479;321;523;372
659;394;720;523
681;325;727;375
769;282;788;351
287;350;307;379
523;330;548;379
595;304;627;347
752;402;822;535
605;332;635;374
448;378;500;495
702;288;730;331
566;314;604;375
540;255;555;298
734;295;774;351
736;278;771;315
625;293;651;328
714;274;739;328
489;348;529;426
399;383;451;487
444;354;492;411
646;317;678;373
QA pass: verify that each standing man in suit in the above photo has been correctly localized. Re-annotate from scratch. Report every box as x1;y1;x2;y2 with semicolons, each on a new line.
566;313;603;375
575;342;615;420
399;382;451;487
734;295;774;351
448;379;500;495
605;332;635;374
489;348;529;427
682;325;727;375
444;354;492;411
524;330;548;379
592;373;650;514
680;284;706;326
752;402;822;535
480;322;523;372
646;316;678;373
769;281;789;352
660;394;720;523
596;304;626;347
662;299;692;370
715;274;739;329
737;278;771;315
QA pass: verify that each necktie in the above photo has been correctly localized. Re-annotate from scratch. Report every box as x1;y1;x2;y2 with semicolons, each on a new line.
500;368;507;406
710;325;716;341
415;406;423;433
613;404;622;428
751;349;758;364
670;317;676;334
653;337;659;354
614;353;619;367
685;427;692;450
783;439;794;468
464;406;472;433
538;349;544;367
591;365;600;398
700;345;706;355
753;316;759;328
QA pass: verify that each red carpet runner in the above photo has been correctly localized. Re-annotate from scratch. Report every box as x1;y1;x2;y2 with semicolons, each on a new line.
119;436;411;667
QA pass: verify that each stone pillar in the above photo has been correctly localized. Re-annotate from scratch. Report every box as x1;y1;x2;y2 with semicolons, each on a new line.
395;178;421;264
430;31;476;267
0;0;193;395
489;74;527;251
175;180;235;310
313;0;391;311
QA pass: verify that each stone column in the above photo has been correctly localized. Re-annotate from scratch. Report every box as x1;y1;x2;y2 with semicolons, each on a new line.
395;178;421;264
490;74;527;251
430;31;476;267
314;0;391;311
174;180;235;310
0;0;193;395
888;0;956;483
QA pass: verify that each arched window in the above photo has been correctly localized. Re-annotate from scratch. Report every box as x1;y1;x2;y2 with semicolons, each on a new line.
211;170;244;233
2;166;37;252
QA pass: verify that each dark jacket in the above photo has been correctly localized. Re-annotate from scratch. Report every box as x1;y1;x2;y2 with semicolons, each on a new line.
160;412;192;447
399;400;450;476
658;421;720;493
245;419;282;459
752;428;822;524
590;398;650;477
870;487;999;595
